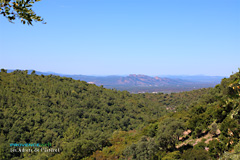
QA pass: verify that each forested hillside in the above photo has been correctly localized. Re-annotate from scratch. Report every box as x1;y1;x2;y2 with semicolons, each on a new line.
0;69;239;159
87;69;240;160
0;69;209;160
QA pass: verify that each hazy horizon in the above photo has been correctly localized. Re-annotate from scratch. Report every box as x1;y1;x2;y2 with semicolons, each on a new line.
5;68;230;77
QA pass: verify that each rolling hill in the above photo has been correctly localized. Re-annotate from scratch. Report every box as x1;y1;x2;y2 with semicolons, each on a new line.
0;68;239;159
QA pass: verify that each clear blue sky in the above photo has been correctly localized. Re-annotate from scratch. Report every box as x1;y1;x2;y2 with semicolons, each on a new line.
0;0;239;76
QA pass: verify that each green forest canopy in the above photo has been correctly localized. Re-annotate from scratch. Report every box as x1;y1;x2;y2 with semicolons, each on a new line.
0;69;239;160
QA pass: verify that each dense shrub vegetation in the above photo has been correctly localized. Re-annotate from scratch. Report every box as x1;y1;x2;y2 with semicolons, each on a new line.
0;69;239;159
88;69;240;160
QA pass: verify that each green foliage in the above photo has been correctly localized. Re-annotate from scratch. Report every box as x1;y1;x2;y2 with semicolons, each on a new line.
0;133;11;160
142;122;158;137
219;141;240;160
219;116;240;150
162;151;181;160
1;69;240;159
194;139;206;150
123;136;158;160
0;70;169;159
208;139;225;159
187;70;240;135
181;148;211;160
145;88;210;111
97;70;240;160
0;0;44;25
156;117;185;151
234;141;240;153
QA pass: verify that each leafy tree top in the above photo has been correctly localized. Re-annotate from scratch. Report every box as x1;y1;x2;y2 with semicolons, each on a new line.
0;0;45;25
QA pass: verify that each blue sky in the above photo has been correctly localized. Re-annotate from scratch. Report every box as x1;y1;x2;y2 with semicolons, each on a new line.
0;0;239;76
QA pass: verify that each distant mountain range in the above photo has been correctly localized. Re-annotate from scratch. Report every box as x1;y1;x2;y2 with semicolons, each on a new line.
85;74;191;86
6;69;225;93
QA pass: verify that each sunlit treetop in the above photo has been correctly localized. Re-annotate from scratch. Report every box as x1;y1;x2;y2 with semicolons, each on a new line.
0;0;45;25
